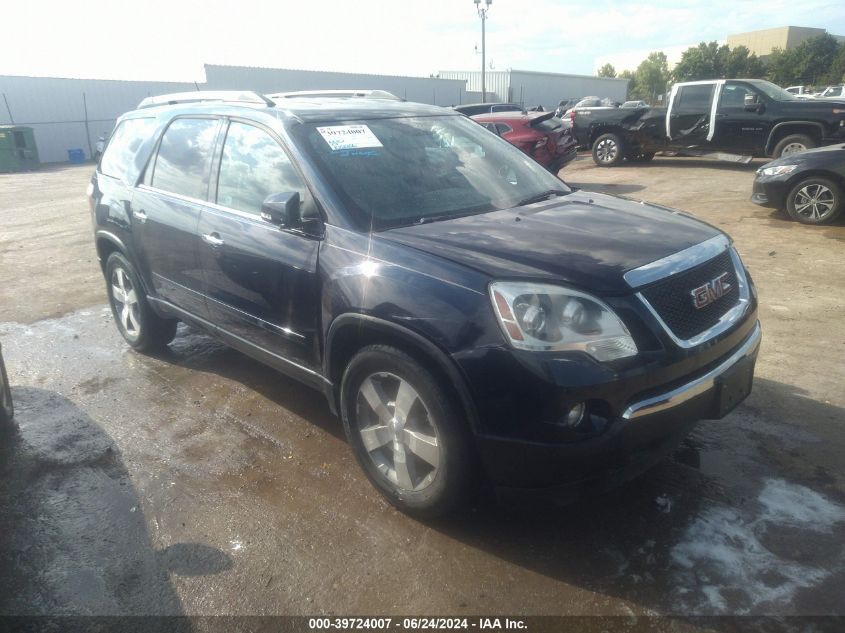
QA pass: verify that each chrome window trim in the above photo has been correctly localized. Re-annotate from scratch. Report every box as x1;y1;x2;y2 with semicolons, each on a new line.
622;320;761;420
635;247;751;349
623;234;730;289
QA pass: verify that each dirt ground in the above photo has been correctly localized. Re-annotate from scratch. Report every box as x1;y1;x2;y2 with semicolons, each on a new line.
1;159;844;620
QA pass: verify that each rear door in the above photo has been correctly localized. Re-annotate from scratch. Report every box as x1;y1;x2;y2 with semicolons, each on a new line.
198;119;321;370
669;83;716;147
132;116;221;318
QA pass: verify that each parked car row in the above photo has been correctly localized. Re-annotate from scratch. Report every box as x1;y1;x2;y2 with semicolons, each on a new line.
569;78;845;167
785;84;845;100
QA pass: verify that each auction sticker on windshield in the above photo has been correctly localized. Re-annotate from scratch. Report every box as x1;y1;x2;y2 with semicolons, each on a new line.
317;125;383;151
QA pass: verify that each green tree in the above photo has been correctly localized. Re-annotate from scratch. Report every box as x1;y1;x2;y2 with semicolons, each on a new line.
725;45;766;79
630;52;670;103
672;41;728;82
597;63;617;78
672;41;766;82
618;69;635;99
766;34;842;86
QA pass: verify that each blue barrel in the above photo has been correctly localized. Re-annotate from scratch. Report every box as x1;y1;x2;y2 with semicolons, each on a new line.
67;148;85;163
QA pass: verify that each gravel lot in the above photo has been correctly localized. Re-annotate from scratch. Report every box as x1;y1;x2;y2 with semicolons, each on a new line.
0;158;844;619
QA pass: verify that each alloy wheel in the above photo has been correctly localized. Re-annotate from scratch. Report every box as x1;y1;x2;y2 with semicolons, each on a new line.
355;372;441;492
781;142;807;156
596;138;618;163
111;267;141;338
793;183;836;221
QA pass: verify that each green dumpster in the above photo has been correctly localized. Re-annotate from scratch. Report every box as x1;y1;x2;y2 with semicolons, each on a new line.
0;125;40;173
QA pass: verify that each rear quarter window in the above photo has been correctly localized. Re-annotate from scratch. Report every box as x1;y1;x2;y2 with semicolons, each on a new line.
100;118;157;182
150;118;219;200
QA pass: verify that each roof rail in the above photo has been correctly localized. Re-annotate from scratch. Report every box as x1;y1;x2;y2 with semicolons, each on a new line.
267;89;403;101
137;90;275;109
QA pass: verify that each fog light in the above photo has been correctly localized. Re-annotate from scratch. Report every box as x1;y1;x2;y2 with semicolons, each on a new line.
559;402;586;428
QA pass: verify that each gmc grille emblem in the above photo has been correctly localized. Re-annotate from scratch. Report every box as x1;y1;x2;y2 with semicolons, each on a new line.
691;272;732;310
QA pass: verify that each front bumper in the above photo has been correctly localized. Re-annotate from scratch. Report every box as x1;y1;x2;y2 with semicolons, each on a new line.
751;176;789;209
474;321;761;501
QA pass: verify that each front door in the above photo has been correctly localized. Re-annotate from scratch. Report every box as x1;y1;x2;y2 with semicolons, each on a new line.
711;82;768;152
198;119;321;370
669;83;716;148
132;116;221;318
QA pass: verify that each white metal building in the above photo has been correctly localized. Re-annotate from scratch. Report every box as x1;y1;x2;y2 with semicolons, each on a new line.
438;69;629;110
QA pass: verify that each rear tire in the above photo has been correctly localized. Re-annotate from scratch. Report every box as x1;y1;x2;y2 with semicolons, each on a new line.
340;345;472;517
105;252;178;352
592;133;625;167
772;134;815;158
785;177;843;225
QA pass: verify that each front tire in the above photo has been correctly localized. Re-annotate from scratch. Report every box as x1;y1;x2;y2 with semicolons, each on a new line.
105;252;178;352
772;134;815;158
340;345;472;517
592;133;625;167
786;177;843;225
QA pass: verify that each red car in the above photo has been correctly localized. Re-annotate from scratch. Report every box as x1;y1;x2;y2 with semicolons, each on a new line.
471;111;577;173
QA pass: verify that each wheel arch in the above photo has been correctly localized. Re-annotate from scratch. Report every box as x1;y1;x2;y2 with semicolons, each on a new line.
590;125;627;147
95;230;128;273
325;314;480;434
96;230;158;305
765;122;824;155
785;169;845;194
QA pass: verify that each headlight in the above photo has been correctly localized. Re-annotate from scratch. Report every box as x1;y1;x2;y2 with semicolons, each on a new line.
758;164;797;177
489;281;638;361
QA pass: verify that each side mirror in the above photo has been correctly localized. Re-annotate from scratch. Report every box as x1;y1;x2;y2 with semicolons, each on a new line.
260;192;300;226
744;93;762;112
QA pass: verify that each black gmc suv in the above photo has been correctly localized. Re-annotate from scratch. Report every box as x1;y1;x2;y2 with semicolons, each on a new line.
570;79;845;166
89;90;761;516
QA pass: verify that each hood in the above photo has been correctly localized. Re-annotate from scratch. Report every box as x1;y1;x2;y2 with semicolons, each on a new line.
379;192;721;295
763;143;845;168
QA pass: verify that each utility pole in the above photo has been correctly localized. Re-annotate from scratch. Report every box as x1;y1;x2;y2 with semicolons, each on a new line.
474;0;492;102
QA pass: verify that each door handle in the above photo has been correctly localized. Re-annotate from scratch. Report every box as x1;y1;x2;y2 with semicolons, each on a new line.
133;209;147;222
202;233;225;247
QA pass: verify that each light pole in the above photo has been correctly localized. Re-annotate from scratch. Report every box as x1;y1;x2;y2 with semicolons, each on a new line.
474;0;492;102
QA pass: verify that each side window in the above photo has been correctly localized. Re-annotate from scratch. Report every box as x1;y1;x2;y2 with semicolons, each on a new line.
719;84;757;109
482;123;499;135
100;118;157;182
495;123;513;135
216;121;306;216
151;118;218;199
676;84;716;112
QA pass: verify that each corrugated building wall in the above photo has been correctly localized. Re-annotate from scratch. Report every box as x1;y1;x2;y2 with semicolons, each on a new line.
204;65;467;106
439;69;629;110
0;66;467;164
0;76;197;163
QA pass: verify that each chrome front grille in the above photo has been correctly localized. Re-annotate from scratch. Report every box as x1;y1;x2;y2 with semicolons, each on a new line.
640;250;740;340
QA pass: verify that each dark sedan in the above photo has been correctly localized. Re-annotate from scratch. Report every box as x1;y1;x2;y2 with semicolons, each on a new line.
752;144;845;224
0;342;12;427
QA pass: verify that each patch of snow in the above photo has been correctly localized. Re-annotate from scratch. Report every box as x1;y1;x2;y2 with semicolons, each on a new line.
669;479;845;614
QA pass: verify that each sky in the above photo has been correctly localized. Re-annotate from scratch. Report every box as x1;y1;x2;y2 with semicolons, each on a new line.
3;0;845;82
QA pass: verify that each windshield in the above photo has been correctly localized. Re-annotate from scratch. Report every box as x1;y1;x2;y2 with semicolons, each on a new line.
745;80;798;101
296;115;570;231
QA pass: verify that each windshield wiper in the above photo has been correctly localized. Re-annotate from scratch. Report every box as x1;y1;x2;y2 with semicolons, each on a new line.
515;189;569;207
